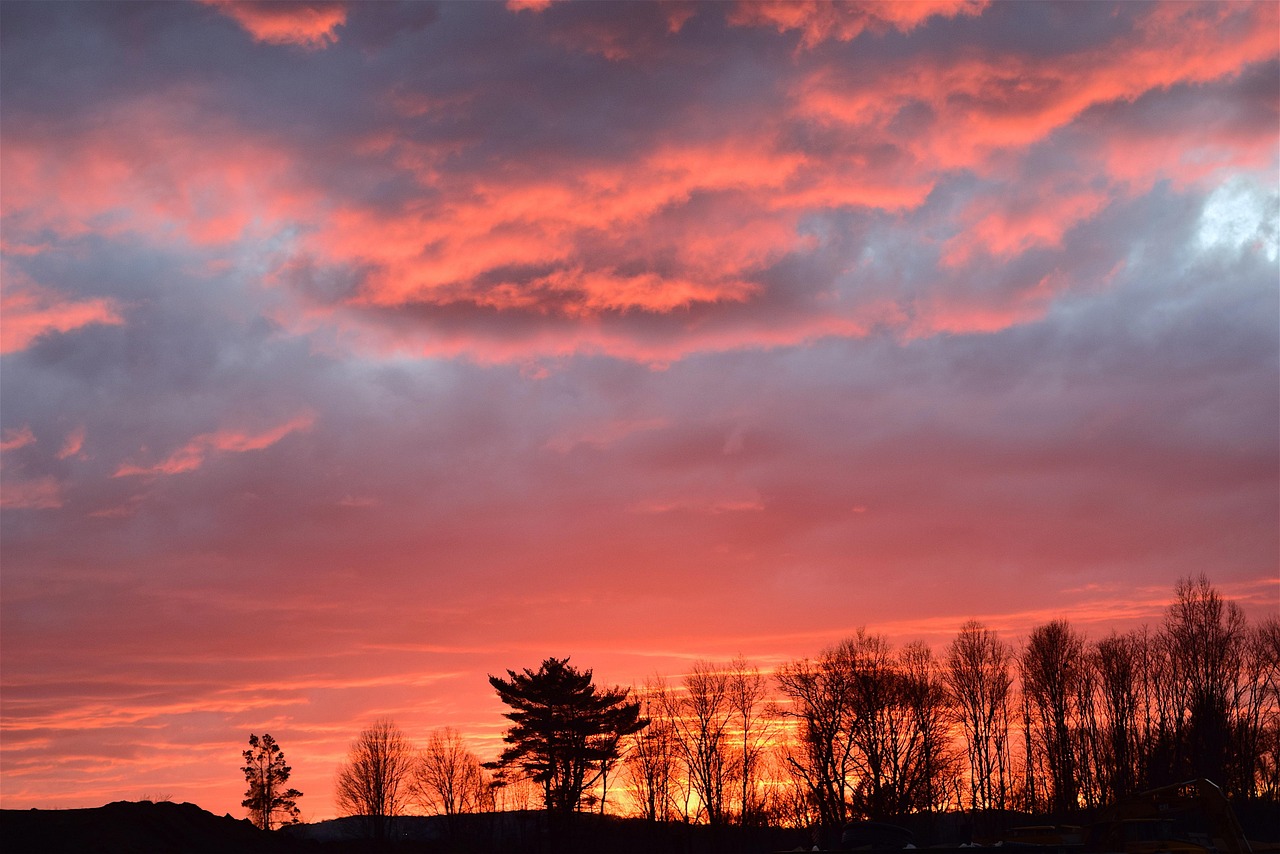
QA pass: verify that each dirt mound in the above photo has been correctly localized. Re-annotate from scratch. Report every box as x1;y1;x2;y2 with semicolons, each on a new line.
0;800;315;854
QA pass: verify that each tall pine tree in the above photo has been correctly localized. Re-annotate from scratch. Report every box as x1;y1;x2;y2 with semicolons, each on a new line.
489;657;646;814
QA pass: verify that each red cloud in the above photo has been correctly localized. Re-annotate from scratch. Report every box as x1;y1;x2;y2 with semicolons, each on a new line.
202;0;347;48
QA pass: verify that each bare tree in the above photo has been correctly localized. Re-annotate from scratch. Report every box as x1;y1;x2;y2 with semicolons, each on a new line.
669;660;737;825
1253;616;1280;801
336;719;414;841
776;643;858;831
945;620;1014;811
1095;631;1142;801
488;766;541;812
1234;614;1279;798
1021;619;1087;813
899;641;960;813
624;676;678;821
728;655;774;825
411;727;491;817
842;630;903;819
1164;574;1246;789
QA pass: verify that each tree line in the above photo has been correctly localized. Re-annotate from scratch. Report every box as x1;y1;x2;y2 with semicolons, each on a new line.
243;575;1279;835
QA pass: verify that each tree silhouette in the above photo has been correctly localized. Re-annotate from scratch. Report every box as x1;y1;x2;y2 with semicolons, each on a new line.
489;657;646;814
670;659;736;825
336;719;414;841
241;733;302;830
624;676;678;821
945;620;1013;811
1163;574;1247;790
411;726;493;817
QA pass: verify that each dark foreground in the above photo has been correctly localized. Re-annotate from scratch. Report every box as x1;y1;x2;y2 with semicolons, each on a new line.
0;801;809;854
4;798;1279;854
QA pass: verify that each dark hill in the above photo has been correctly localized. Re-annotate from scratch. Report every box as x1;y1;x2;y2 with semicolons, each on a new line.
1;803;812;853
0;800;316;854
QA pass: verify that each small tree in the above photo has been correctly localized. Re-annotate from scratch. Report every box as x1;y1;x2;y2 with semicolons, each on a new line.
241;733;302;830
670;659;736;825
624;676;678;821
489;657;647;814
336;719;414;841
411;726;492;816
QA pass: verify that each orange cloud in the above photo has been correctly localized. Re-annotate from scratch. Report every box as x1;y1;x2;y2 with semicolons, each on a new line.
506;0;557;12
202;1;347;48
0;286;123;354
114;413;316;477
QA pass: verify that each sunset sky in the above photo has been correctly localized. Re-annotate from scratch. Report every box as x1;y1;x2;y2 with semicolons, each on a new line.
1;0;1277;821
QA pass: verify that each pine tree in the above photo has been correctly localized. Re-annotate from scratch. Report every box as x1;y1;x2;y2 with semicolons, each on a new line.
489;657;646;814
241;733;302;830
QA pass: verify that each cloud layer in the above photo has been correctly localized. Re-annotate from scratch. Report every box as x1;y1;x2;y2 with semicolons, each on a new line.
2;0;1276;819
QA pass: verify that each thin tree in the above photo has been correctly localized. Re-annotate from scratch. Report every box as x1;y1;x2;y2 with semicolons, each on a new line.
668;660;737;825
335;719;414;841
776;642;858;831
241;733;302;830
899;640;960;814
728;655;774;825
1163;574;1246;789
488;657;646;815
624;676;677;821
1095;631;1141;801
842;630;902;820
411;727;491;816
1021;620;1088;813
945;620;1013;811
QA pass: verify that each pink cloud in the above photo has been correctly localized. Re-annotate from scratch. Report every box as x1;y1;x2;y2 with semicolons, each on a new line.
729;0;988;47
202;1;347;48
1;0;1273;376
0;286;122;354
0;476;63;510
114;413;316;478
1;426;37;452
794;3;1278;174
0;99;312;250
942;187;1112;267
56;427;86;461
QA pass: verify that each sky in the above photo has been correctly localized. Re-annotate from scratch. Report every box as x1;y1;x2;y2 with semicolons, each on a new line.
1;0;1277;822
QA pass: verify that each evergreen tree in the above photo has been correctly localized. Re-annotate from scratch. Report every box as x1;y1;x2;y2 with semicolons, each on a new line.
241;733;302;830
489;657;646;814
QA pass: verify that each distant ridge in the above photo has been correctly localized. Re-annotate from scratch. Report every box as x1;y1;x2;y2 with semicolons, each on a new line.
0;800;313;854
